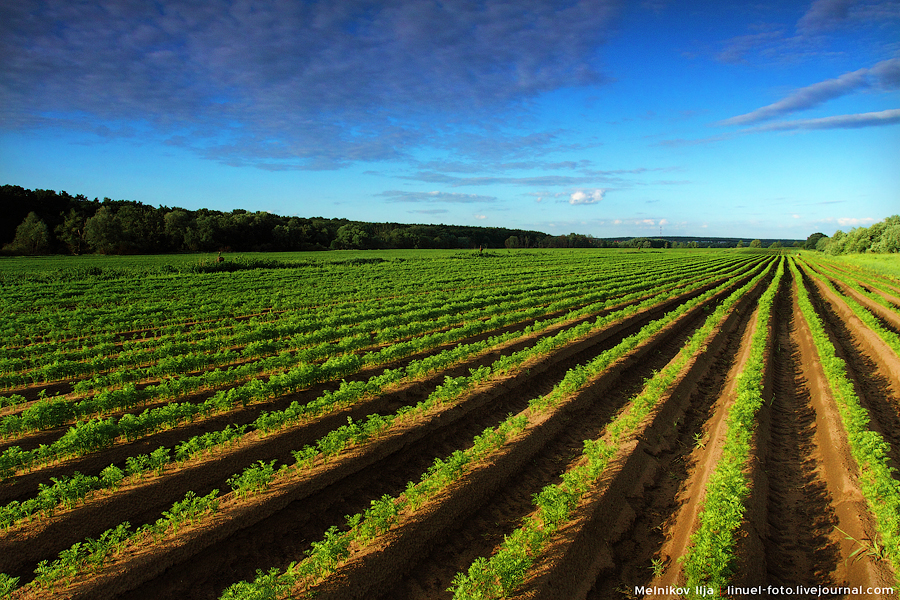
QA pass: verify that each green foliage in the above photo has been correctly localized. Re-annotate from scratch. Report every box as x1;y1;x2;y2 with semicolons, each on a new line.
2;212;50;255
815;215;900;255
449;256;778;598
228;461;277;499
788;258;900;585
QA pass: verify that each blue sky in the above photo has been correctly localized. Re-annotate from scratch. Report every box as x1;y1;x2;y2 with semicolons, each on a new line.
1;0;898;240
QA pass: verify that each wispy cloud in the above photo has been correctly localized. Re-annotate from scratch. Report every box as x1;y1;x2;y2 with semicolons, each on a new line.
719;69;868;125
720;59;900;126
837;217;876;226
748;108;900;130
0;0;621;169
659;107;900;146
715;2;900;65
377;190;497;203
398;166;678;188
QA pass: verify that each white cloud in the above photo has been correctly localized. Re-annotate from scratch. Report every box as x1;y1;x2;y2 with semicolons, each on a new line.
720;59;900;127
378;190;497;203
749;109;900;131
474;214;487;220
569;188;605;205
837;217;876;226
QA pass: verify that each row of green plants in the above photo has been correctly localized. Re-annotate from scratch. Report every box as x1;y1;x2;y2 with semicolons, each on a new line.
1;488;220;595
0;259;765;596
809;253;900;297
6;252;755;352
446;258;776;599
0;265;720;529
1;269;603;385
216;258;774;598
797;258;900;357
679;257;785;595
0;256;753;478
4;251;708;344
790;258;900;585
3;261;634;382
1;252;731;424
805;256;900;317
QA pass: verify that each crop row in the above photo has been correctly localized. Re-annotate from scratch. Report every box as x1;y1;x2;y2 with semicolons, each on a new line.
679;257;784;593
0;256;759;475
789;258;900;584
0;259;755;529
3;252;735;344
1;254;749;391
445;257;775;598
0;257;771;596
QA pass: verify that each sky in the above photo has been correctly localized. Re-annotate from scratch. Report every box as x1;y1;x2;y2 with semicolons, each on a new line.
1;0;898;240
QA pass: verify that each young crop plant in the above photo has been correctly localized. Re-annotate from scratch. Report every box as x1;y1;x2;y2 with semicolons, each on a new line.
797;258;900;358
448;258;777;599
220;256;773;600
680;257;783;595
789;258;900;587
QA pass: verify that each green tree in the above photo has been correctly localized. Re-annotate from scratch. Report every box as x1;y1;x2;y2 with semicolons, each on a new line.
331;224;372;249
3;212;51;254
164;209;194;251
736;240;744;248
84;206;128;254
55;209;88;254
804;232;827;250
769;241;782;249
749;239;762;248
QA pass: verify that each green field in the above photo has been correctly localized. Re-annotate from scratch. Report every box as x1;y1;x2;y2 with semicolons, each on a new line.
2;247;897;599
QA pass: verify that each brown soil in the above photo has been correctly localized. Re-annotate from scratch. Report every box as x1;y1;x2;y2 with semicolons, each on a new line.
798;265;900;475
492;261;900;600
0;266;753;589
0;271;691;450
581;261;769;598
508;262;773;600
8;264;767;599
802;260;900;335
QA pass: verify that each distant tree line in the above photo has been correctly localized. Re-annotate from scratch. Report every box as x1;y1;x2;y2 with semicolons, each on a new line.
0;184;806;256
0;185;553;255
804;215;900;255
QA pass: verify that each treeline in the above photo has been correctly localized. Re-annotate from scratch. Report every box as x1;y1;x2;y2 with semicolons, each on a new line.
0;184;805;256
0;185;552;255
804;215;900;255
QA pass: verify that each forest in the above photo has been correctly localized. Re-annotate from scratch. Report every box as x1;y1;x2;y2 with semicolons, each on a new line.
1;184;802;255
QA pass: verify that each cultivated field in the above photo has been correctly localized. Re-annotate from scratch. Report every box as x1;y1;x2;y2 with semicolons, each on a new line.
0;249;898;599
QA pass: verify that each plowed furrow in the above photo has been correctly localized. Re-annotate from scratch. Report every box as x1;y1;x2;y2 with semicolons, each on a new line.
800;269;900;476
116;288;716;600
585;271;766;597
763;269;842;585
101;270;764;600
387;285;728;600
0;281;716;586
